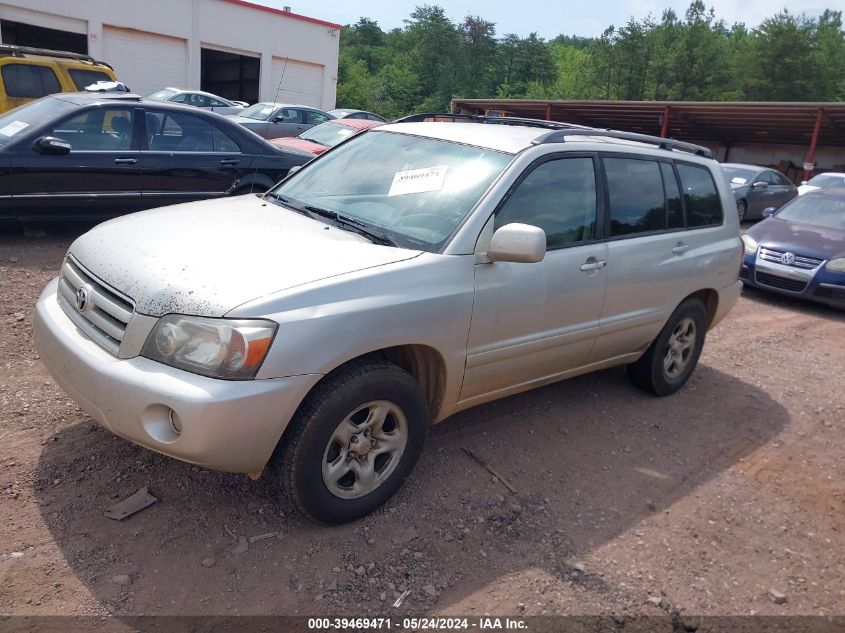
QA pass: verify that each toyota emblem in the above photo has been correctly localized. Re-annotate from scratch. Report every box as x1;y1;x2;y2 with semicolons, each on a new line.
75;286;90;312
780;252;796;266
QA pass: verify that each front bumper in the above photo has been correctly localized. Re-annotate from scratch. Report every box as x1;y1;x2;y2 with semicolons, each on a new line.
741;254;845;309
34;278;321;473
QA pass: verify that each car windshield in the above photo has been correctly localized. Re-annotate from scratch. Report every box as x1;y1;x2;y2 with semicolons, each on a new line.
147;89;177;101
240;103;278;121
0;96;77;147
806;173;845;188
722;166;756;185
299;122;359;148
268;130;512;252
775;194;845;231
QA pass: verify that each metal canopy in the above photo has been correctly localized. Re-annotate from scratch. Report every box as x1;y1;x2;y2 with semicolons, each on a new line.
450;99;845;148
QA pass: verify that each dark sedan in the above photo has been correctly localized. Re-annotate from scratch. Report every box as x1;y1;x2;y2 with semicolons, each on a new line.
722;163;798;222
740;189;845;309
0;92;309;222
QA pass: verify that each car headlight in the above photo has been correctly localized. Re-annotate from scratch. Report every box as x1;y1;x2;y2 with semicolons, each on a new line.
141;315;277;380
826;257;845;273
740;234;758;255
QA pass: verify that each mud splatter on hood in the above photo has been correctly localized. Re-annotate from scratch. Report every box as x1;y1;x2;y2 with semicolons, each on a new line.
68;195;421;317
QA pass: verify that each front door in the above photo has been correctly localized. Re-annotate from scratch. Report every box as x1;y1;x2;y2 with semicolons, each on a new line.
9;105;143;220
460;154;608;406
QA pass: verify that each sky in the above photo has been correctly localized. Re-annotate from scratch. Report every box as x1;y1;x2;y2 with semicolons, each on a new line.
259;0;840;39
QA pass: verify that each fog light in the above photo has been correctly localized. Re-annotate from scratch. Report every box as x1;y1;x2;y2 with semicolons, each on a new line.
169;409;183;436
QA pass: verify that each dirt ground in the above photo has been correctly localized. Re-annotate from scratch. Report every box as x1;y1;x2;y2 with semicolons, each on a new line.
1;227;844;623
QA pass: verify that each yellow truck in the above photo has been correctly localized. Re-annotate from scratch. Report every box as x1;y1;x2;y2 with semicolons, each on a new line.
0;44;118;113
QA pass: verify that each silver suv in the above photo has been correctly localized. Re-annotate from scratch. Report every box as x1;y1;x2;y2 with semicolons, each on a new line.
34;116;742;523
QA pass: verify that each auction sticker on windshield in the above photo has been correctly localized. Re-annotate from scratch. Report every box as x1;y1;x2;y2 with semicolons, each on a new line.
0;121;28;137
389;165;448;197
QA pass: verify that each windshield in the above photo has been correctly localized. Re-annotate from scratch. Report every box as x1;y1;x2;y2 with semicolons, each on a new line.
147;89;177;101
269;130;512;251
0;96;77;147
300;122;359;148
240;103;278;121
776;194;845;231
806;173;845;188
722;166;756;185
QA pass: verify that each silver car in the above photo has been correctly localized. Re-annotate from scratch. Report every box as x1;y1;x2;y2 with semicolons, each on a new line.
34;121;742;523
145;87;247;115
228;102;334;139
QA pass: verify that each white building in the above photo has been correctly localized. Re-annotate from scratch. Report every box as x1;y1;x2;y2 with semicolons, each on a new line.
0;0;341;109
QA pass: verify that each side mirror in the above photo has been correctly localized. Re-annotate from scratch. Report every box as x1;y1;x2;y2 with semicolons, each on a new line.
752;181;769;189
762;207;777;218
273;115;286;123
487;223;546;263
33;136;71;155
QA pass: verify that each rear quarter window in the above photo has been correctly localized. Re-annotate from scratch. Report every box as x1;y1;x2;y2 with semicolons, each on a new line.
1;63;61;98
68;69;112;90
676;163;723;227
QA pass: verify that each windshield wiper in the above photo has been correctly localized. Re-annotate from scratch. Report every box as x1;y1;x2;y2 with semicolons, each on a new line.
303;205;398;247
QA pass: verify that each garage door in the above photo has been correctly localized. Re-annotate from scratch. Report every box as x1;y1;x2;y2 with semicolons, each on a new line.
270;58;323;108
102;26;187;96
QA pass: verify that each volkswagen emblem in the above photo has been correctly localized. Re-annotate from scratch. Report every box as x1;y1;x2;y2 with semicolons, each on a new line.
75;286;90;312
780;252;796;266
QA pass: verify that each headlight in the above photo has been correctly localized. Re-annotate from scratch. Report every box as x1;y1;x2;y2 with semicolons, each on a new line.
141;315;277;380
826;257;845;273
740;234;758;255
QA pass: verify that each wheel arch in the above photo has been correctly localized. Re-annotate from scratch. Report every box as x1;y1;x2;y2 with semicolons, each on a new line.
685;288;719;328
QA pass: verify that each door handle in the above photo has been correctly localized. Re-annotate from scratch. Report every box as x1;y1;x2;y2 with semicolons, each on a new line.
579;258;607;272
219;159;240;166
113;158;137;165
672;242;691;254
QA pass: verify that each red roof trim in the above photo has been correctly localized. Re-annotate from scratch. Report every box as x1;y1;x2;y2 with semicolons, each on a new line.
221;0;342;30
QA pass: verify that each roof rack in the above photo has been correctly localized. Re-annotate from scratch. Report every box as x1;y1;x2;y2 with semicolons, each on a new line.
0;44;114;70
394;112;591;131
533;128;713;158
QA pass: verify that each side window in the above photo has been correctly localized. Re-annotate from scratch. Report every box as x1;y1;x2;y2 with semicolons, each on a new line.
495;157;597;249
278;108;302;123
677;163;723;227
306;111;330;125
147;110;213;151
1;63;61;98
605;157;666;236
774;171;791;186
50;108;134;150
758;170;779;185
68;69;112;90
209;98;228;108
213;127;241;152
661;163;684;229
169;93;189;103
191;94;211;108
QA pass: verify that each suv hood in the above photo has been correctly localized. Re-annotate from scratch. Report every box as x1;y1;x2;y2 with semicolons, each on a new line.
68;195;421;317
748;217;845;260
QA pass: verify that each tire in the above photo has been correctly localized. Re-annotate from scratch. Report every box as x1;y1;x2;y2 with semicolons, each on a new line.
272;359;428;524
627;298;708;396
737;199;747;222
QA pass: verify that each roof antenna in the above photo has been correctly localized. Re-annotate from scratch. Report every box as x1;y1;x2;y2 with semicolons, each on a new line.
257;57;290;198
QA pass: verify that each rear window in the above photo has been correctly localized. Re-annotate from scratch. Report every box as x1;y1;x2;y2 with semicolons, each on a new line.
677;163;723;227
68;69;112;90
1;63;61;98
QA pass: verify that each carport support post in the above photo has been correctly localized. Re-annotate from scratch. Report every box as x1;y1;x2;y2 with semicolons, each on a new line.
545;103;552;121
804;108;823;181
659;105;671;138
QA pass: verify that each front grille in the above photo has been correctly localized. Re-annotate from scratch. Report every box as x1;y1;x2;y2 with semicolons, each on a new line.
754;271;808;293
57;257;134;355
759;247;824;270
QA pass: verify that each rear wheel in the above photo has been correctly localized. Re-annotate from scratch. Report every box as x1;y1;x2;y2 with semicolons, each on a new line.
272;359;428;524
627;298;708;396
737;199;747;222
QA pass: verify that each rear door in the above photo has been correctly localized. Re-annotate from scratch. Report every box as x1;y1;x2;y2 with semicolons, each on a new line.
9;105;143;220
139;108;250;206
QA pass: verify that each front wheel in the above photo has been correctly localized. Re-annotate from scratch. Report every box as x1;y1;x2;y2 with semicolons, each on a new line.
737;199;747;222
627;298;708;396
272;359;428;524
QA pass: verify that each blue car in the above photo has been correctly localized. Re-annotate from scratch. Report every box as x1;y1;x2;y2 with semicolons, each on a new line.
740;188;845;309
